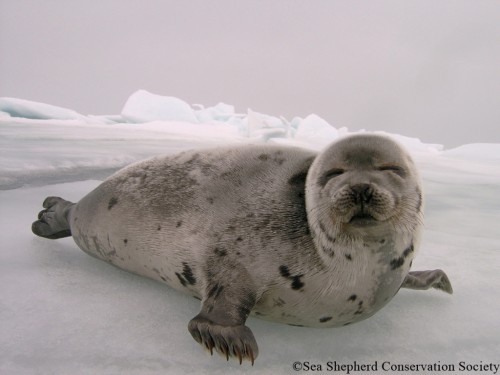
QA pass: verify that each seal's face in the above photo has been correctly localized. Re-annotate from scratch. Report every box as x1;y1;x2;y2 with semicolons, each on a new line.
307;134;422;241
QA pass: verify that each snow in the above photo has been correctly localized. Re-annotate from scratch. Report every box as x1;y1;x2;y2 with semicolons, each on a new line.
443;143;500;163
1;92;499;374
122;90;200;124
0;97;87;121
293;114;341;149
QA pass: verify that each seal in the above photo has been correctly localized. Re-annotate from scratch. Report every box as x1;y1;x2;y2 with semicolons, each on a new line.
31;134;453;364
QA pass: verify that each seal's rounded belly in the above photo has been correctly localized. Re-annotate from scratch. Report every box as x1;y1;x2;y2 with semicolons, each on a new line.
32;134;453;364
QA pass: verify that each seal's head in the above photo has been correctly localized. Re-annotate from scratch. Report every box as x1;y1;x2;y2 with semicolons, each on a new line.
306;134;423;256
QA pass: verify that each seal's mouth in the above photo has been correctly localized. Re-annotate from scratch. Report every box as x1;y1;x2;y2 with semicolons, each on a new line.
348;212;377;225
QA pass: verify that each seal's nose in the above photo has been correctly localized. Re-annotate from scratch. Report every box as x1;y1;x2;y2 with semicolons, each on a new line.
351;183;373;204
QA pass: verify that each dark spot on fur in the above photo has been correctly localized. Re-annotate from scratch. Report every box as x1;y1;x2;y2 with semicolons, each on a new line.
254;216;271;231
390;258;405;270
157;225;161;231
258;153;269;161
108;197;118;210
160;276;167;282
358;301;363;306
237;305;251;320
279;265;291;278
175;272;187;287
288;171;308;186
207;283;224;299
273;151;286;165
246;212;255;218
236;236;243;242
273;297;286;307
321;245;335;258
214;247;227;257
416;188;423;211
207;197;214;204
319;316;333;323
219;171;232;180
193;296;201;301
236;294;256;321
287;323;304;327
181;263;196;285
205;268;216;280
345;254;352;261
254;311;263;316
291;275;305;290
280;265;305;290
123;239;128;244
354;310;364;315
390;243;414;270
380;238;386;244
319;222;336;243
343;322;352;326
348;294;357;302
404;243;414;256
176;221;182;228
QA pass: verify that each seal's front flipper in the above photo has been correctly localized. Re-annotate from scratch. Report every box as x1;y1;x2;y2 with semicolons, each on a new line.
188;315;258;365
401;269;453;294
188;271;258;364
32;196;75;239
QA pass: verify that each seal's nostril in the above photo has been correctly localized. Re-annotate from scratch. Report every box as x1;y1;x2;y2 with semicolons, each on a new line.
351;183;373;203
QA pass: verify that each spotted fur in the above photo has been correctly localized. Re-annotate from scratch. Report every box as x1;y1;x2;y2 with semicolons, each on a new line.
31;134;453;365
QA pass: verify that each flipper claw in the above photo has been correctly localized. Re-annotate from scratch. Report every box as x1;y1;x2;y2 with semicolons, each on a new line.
188;316;258;365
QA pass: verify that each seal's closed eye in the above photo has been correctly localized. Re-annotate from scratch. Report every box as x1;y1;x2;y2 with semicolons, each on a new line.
320;168;344;186
378;165;406;177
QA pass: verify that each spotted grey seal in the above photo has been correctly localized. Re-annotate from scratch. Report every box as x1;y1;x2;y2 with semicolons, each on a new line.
31;134;452;365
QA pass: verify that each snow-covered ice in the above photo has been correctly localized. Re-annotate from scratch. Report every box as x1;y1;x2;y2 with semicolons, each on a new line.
1;92;499;374
122;90;200;124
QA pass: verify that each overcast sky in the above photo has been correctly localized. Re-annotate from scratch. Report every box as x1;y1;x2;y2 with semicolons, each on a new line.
1;0;499;148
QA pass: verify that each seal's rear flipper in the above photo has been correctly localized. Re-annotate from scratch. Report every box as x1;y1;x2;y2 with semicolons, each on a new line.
32;196;75;239
401;269;453;294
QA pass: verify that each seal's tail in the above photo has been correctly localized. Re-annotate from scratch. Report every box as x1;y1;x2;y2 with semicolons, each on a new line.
32;196;75;239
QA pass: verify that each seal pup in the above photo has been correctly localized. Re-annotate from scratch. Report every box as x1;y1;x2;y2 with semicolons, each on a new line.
31;134;453;364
